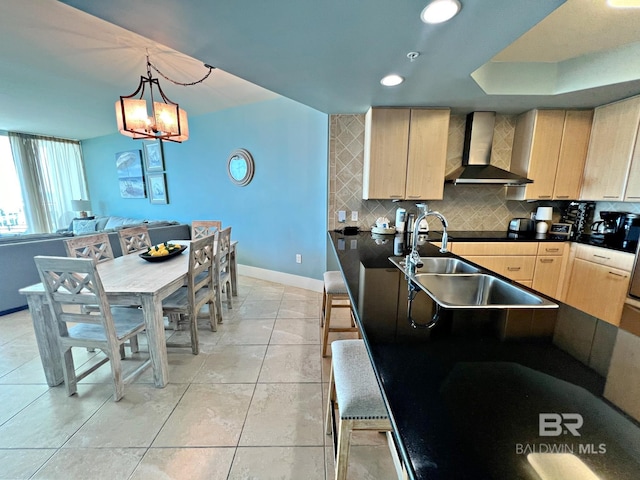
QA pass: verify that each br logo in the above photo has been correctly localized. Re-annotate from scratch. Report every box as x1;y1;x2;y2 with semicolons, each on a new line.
539;413;583;437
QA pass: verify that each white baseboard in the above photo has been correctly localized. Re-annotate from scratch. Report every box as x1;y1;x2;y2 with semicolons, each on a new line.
237;264;324;292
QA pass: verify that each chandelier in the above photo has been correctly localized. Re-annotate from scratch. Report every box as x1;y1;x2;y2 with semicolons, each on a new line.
116;56;214;143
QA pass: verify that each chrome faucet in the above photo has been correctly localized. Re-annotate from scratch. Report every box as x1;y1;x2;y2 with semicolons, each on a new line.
407;203;449;271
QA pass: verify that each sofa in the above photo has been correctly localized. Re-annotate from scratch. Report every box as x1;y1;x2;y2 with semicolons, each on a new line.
0;217;191;315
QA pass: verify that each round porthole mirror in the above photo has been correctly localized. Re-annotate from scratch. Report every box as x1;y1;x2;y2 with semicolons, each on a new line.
227;148;255;186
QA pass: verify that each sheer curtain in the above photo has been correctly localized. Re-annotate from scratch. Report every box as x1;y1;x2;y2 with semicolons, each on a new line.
9;133;88;233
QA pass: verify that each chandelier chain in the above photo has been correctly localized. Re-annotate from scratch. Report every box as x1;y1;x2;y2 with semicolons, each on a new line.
148;60;215;87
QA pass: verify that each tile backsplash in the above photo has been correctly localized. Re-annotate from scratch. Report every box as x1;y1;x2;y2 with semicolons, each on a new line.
329;113;533;231
328;113;640;232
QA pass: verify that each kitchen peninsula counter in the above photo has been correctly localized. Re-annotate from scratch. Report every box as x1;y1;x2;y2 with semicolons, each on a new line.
328;230;640;479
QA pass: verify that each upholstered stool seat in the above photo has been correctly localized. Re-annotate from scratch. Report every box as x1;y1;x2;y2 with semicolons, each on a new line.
322;271;359;357
325;339;393;480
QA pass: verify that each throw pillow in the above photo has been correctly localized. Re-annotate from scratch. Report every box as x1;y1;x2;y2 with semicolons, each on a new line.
72;219;97;235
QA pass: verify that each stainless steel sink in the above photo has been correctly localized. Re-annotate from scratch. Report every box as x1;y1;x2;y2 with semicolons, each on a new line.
413;273;557;309
388;256;481;274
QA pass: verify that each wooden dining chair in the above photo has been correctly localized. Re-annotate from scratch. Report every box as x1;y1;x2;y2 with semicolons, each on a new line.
64;232;137;355
191;220;222;239
162;235;217;352
213;226;233;324
34;255;151;401
118;225;152;255
64;233;114;263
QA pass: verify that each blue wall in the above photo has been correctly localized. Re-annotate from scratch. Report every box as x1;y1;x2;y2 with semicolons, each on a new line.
81;97;328;280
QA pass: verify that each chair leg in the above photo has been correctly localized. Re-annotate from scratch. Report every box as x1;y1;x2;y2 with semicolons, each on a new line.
320;286;327;327
61;347;78;397
214;286;224;326
335;418;354;480
325;362;336;435
322;293;333;357
109;348;125;402
190;313;200;355
129;335;139;353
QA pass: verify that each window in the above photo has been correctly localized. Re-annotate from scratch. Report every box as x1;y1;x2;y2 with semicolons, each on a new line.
0;135;27;233
4;133;88;234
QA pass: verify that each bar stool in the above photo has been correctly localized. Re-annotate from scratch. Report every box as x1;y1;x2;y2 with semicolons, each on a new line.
322;271;358;357
325;339;393;480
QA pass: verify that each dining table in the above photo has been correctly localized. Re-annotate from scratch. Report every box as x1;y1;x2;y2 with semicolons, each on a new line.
19;238;239;389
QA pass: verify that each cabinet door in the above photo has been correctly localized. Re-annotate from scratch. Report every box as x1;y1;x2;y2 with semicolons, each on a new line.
623;122;640;201
363;108;410;199
553;110;593;200
404;109;450;200
581;96;640;201
532;256;563;298
565;258;631;326
518;110;565;200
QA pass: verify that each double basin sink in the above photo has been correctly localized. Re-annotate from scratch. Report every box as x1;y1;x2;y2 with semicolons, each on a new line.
389;256;558;309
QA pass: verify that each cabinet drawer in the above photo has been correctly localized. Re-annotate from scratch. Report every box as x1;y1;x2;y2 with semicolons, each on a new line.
574;244;634;271
537;242;566;256
465;255;535;280
452;242;538;256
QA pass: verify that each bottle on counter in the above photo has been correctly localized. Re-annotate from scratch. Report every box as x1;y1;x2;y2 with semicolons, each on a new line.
395;208;407;233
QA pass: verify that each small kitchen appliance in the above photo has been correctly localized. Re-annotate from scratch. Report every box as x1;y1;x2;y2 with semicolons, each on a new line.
508;218;535;233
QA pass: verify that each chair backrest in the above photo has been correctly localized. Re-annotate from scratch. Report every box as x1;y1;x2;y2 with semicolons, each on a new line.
215;226;232;280
33;255;118;341
187;234;216;310
64;233;114;263
191;220;222;239
118;225;152;255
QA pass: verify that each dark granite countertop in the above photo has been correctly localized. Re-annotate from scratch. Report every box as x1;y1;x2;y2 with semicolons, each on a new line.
328;231;640;480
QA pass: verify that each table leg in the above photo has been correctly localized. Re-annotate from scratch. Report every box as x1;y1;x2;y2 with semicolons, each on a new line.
141;294;169;388
25;294;64;387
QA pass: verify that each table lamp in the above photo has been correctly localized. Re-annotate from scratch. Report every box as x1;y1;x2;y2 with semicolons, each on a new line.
71;199;92;218
535;206;553;234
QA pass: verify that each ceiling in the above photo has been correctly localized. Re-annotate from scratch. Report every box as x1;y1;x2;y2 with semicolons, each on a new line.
2;0;640;140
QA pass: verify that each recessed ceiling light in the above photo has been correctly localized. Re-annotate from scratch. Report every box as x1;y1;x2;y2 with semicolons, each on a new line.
607;0;640;6
421;0;461;24
380;74;404;87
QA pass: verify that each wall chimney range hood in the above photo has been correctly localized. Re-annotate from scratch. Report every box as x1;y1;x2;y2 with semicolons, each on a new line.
445;111;532;185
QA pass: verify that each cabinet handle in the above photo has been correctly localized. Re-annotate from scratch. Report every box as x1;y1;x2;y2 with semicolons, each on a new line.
540;259;554;264
608;271;628;278
390;195;403;198
406;195;421;199
555;195;569;199
593;254;610;260
603;196;620;199
544;248;559;252
537;195;552;199
507;266;521;271
627;196;640;199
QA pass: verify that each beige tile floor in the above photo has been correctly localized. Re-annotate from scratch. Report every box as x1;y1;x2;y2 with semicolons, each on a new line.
0;275;397;479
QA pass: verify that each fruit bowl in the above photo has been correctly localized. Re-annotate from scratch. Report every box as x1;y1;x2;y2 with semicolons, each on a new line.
139;244;187;262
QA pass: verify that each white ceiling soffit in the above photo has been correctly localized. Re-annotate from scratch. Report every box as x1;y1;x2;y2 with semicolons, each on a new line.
472;0;640;96
0;0;277;140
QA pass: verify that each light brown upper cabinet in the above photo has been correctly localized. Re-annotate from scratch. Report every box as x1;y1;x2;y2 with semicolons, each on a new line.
362;107;450;200
580;95;640;201
506;109;593;201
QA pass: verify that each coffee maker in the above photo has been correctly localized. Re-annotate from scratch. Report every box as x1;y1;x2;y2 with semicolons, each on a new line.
591;211;640;252
590;211;624;235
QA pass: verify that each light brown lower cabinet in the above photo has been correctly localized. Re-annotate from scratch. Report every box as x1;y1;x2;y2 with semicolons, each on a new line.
564;258;631;326
532;256;564;298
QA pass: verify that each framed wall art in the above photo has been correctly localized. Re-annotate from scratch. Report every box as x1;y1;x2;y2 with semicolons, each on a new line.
115;150;146;198
147;173;168;204
144;140;165;172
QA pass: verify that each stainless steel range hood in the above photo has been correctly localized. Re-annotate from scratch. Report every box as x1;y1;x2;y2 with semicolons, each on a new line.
445;112;532;185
